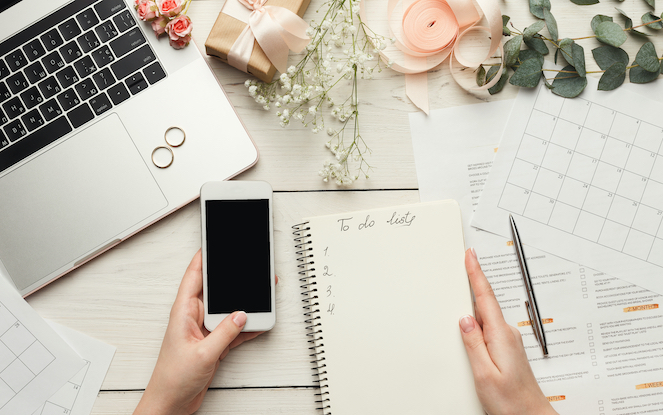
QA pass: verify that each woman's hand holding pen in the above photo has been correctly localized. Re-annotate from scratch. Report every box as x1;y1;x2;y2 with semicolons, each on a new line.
459;248;559;415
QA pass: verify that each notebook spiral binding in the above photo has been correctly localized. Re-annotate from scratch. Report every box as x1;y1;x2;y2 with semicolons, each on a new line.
292;222;331;414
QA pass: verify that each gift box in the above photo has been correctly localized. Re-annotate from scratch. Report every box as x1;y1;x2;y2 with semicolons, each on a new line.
205;0;311;82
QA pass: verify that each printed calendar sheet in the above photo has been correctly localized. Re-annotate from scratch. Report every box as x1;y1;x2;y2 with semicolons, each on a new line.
473;82;663;295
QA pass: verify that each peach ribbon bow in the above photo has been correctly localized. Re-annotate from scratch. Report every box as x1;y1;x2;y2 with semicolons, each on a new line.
225;0;310;74
362;0;503;114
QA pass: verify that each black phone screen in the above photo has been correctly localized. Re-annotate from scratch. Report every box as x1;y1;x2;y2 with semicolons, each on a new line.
205;199;272;314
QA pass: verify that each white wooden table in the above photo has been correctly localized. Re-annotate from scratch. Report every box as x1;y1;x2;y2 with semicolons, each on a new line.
24;0;662;413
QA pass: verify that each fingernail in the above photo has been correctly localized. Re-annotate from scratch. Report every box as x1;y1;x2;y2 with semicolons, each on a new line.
233;311;247;327
460;315;475;333
470;247;477;261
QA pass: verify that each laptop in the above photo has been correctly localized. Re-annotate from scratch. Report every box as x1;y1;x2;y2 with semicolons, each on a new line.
0;0;259;296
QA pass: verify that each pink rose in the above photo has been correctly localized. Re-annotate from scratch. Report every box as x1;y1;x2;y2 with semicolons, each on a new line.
156;0;184;17
136;0;158;21
151;16;168;36
166;15;193;44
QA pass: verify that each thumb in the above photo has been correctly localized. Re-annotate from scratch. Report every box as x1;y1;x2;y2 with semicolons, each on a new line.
459;315;494;375
204;311;247;359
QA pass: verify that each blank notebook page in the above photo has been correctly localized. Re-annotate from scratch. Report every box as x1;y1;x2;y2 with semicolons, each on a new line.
299;200;483;414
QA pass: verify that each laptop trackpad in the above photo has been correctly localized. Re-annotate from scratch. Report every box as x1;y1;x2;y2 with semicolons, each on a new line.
0;114;167;291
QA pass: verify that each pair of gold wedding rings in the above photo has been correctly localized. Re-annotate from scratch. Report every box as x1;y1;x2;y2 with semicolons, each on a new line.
151;126;186;168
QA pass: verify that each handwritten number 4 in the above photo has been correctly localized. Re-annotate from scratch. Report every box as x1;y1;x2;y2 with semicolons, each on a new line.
327;304;335;315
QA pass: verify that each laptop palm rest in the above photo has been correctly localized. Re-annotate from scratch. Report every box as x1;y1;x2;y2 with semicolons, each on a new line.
0;114;167;292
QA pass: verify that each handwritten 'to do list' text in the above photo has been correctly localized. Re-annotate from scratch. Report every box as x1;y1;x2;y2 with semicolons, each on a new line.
336;210;416;232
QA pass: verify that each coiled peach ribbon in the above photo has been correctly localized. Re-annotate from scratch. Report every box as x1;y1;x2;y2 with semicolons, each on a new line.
361;0;503;114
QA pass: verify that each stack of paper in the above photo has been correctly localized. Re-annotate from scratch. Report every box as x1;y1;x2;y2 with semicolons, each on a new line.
0;277;115;415
410;85;663;415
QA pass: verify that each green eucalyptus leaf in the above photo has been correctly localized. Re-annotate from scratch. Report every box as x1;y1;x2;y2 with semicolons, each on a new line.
572;42;587;77
519;49;544;66
635;42;660;72
641;12;663;29
488;67;509;95
502;15;511;36
630;65;660;83
554;47;560;64
571;0;599;4
525;36;549;55
551;65;587;98
476;65;487;87
524;21;546;40
598;62;626;90
509;58;543;88
591;15;613;32
595;21;628;47
558;38;574;63
644;0;655;9
544;77;553;89
544;8;558;41
504;35;523;67
615;7;633;27
591;45;629;70
529;0;551;19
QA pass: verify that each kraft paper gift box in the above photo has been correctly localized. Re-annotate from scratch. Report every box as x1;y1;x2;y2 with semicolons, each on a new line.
205;0;311;82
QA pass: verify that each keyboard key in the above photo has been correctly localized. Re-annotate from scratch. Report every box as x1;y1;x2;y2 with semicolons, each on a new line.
74;55;97;78
56;88;80;111
89;93;112;116
4;119;27;142
77;30;100;53
59;19;82;42
60;41;83;63
107;82;129;105
95;20;119;43
67;103;94;128
0;107;7;125
38;76;62;99
76;8;100;31
22;39;46;62
20;86;43;109
95;0;126;20
113;10;136;33
39;98;63;122
24;61;47;84
41;29;64;51
75;78;98;101
0;82;11;102
91;45;115;68
6;49;28;72
143;62;166;84
21;109;45;132
109;27;146;58
7;72;29;94
93;68;115;90
43;51;66;73
0;131;8;149
126;72;147;95
111;45;155;80
3;97;25;119
0;59;9;80
56;66;79;89
0;116;72;173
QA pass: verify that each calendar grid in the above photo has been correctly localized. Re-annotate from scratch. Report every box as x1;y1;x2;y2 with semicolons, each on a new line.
498;85;663;268
0;301;56;410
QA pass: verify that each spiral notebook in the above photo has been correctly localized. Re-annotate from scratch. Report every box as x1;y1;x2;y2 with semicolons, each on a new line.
293;200;483;414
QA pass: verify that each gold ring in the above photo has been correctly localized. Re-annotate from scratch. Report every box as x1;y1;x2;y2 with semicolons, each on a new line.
151;146;174;168
164;126;186;147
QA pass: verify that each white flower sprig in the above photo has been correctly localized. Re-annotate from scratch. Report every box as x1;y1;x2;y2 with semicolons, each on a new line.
245;0;394;185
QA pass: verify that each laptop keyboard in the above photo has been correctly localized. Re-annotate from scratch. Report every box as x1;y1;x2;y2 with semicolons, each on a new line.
0;0;167;173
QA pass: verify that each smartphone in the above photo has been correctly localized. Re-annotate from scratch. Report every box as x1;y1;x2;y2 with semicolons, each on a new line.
201;181;276;332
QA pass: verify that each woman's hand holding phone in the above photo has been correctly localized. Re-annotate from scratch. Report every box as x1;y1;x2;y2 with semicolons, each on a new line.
133;251;266;415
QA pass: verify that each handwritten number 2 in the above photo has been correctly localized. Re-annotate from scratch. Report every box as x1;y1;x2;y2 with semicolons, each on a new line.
323;266;333;277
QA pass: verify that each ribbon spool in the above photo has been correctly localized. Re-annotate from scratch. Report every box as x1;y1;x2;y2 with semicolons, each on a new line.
361;0;503;114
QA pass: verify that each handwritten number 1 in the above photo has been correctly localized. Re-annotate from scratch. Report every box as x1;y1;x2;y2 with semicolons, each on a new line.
323;247;329;256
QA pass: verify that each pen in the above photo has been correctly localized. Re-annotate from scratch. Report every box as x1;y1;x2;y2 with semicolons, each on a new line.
509;214;549;356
